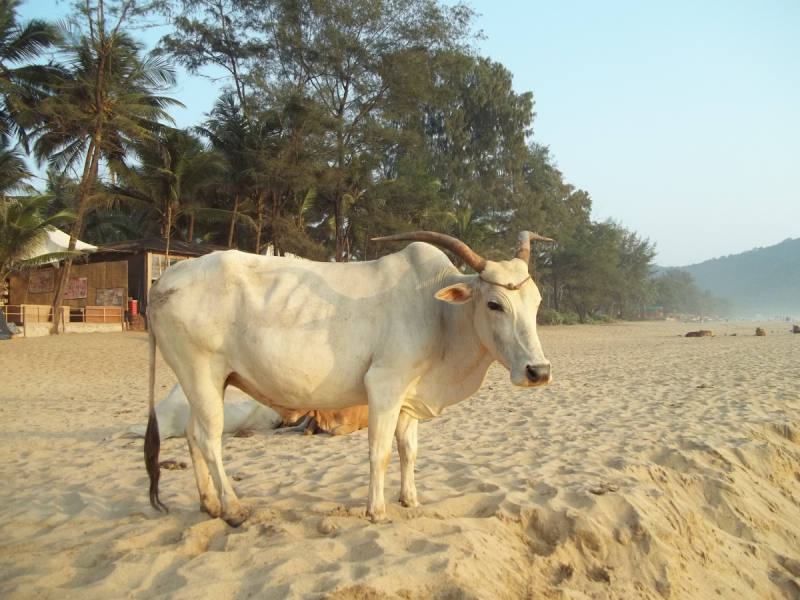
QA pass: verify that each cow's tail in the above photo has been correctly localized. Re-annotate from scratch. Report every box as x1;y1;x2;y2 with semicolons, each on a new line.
144;316;168;513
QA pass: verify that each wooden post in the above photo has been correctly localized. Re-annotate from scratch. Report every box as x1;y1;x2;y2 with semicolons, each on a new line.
146;251;152;302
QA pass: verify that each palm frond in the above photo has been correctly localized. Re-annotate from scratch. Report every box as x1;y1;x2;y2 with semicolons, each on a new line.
19;250;84;269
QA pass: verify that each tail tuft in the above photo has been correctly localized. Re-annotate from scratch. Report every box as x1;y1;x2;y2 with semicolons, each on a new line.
144;408;168;513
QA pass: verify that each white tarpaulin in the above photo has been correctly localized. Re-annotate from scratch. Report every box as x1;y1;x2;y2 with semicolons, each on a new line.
22;228;97;262
260;244;305;260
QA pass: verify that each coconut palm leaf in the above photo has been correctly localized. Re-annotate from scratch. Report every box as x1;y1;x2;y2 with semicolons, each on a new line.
111;129;232;241
0;194;77;283
0;0;62;146
18;249;82;269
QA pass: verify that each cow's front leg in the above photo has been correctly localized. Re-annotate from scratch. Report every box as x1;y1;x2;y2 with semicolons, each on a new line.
364;368;404;524
395;411;419;508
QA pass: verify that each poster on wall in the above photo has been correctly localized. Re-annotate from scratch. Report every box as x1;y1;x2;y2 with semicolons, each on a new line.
96;287;124;307
28;270;55;293
64;277;88;300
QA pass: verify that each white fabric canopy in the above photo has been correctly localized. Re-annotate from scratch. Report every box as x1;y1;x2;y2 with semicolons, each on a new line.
22;228;97;261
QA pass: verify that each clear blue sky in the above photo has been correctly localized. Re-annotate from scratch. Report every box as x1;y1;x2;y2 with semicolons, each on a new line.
20;0;800;266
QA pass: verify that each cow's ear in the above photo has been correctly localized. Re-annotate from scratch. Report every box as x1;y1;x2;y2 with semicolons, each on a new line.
435;284;473;304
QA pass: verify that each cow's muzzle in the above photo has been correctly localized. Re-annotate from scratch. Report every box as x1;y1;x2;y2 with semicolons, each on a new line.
525;363;551;386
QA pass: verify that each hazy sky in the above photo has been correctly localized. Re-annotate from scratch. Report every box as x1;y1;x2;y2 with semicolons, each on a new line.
20;1;800;266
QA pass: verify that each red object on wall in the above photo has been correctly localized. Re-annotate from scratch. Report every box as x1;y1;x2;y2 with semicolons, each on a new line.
130;299;138;315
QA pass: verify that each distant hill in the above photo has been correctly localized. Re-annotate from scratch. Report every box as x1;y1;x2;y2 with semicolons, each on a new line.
655;237;800;318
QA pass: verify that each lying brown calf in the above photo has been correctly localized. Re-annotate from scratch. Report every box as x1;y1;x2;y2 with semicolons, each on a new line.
278;406;370;436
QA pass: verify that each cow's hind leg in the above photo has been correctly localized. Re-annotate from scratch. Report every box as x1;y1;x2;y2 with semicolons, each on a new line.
182;377;249;527
395;411;419;508
186;415;221;518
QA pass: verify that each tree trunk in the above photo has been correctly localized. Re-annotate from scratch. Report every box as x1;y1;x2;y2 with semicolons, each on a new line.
51;138;100;333
165;203;172;261
228;196;238;248
334;130;345;261
553;279;560;312
50;258;71;332
271;190;280;257
188;211;195;243
255;196;263;254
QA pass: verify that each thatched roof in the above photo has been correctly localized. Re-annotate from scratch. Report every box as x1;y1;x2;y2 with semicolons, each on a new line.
93;238;229;257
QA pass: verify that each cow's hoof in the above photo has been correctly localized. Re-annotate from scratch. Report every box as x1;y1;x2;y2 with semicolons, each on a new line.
400;498;420;508
223;509;249;528
202;507;222;519
224;514;247;528
200;497;222;519
367;511;392;525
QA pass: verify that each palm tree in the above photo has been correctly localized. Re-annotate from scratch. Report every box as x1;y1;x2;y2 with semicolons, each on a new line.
0;0;61;147
30;4;182;331
202;95;278;254
109;129;229;256
0;194;78;290
202;93;319;256
447;203;491;270
43;168;141;243
0;138;32;208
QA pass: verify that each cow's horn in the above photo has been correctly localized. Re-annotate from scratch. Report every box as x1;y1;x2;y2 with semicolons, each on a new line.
515;231;554;264
372;231;487;273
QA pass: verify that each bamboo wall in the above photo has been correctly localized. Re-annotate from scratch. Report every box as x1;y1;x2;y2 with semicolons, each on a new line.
9;261;129;309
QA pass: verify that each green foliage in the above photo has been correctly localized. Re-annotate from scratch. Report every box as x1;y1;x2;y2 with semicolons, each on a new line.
30;0;181;246
653;269;730;317
537;308;580;326
0;139;32;198
108;128;228;246
0;0;61;147
548;220;655;323
0;194;78;284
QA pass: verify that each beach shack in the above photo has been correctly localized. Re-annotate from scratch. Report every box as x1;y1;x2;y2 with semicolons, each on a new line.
85;238;229;317
5;237;227;335
4;229;120;335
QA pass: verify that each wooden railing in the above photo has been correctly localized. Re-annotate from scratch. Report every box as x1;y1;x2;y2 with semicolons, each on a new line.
1;304;21;323
84;306;123;323
1;304;122;324
1;305;54;323
24;305;53;323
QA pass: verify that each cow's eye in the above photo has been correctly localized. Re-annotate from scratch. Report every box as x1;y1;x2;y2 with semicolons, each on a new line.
487;301;504;312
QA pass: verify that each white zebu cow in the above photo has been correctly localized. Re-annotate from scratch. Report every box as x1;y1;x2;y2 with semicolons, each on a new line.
145;231;552;526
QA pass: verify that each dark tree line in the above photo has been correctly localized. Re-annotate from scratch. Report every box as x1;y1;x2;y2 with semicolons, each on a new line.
2;0;722;328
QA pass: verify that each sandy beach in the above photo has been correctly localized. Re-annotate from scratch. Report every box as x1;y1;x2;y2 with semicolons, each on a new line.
1;320;798;599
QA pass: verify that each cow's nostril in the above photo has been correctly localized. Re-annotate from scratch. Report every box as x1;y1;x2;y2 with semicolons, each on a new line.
526;364;550;383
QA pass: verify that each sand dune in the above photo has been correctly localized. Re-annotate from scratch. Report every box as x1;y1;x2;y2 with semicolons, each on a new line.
0;321;798;599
